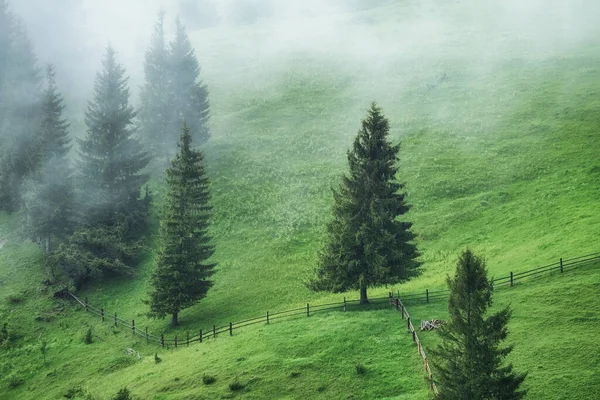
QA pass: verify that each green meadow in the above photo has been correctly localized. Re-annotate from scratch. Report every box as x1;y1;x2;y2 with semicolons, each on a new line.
1;1;600;398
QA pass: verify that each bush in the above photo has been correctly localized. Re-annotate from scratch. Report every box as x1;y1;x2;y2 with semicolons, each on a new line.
355;361;367;375
229;379;245;391
6;371;24;388
202;374;216;385
83;327;93;344
112;387;131;400
6;293;24;304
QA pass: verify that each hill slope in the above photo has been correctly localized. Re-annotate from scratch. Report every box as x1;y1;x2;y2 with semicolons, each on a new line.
2;0;600;398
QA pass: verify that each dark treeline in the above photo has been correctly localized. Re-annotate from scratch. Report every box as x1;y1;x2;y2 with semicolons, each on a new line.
0;2;211;297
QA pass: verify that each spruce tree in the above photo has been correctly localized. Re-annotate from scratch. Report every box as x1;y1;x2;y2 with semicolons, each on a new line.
148;124;215;326
310;103;420;303
0;4;42;212
24;65;75;253
168;18;210;148
48;46;150;285
77;45;150;223
432;249;527;400
139;10;171;164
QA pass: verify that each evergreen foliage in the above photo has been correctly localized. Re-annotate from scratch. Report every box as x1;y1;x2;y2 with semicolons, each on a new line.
0;2;42;211
49;46;150;286
140;14;210;165
309;103;420;303
148;124;215;326
432;249;527;400
169;18;210;147
24;65;75;254
77;45;150;222
139;10;171;163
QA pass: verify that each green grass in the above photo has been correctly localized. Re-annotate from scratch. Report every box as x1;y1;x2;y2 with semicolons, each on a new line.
1;0;600;398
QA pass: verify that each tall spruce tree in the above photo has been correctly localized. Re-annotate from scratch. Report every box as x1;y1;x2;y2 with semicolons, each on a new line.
168;18;210;148
310;103;420;303
77;45;150;223
0;3;42;212
432;249;527;400
139;10;171;163
24;65;75;254
148;124;215;326
48;46;150;286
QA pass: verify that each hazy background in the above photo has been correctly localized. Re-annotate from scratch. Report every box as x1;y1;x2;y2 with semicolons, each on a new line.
8;0;600;127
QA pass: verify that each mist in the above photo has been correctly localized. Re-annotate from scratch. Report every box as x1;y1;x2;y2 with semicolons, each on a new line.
9;0;600;112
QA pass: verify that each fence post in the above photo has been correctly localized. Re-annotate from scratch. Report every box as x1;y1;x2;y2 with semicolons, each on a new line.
213;324;216;338
199;329;203;343
114;312;118;327
510;271;514;287
174;335;178;348
412;330;416;342
161;334;164;348
307;303;310;317
343;297;347;311
388;292;392;305
101;308;104;322
186;331;189;346
426;289;429;303
267;311;270;324
401;305;405;319
395;298;399;311
407;317;411;331
145;327;148;343
131;320;135;336
229;322;233;336
84;297;88;311
560;257;563;273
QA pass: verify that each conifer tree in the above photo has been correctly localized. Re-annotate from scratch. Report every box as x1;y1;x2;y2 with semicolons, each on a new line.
139;10;171;163
24;65;75;253
48;46;150;286
309;103;420;303
148;124;215;326
168;18;210;147
0;4;42;212
432;249;527;400
77;45;150;223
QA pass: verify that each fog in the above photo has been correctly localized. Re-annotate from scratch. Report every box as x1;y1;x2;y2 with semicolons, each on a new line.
6;0;600;121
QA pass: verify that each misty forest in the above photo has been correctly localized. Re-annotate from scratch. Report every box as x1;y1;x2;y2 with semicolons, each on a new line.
0;0;599;399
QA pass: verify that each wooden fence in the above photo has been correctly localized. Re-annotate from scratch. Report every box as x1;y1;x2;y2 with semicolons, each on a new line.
67;292;392;348
388;293;439;396
390;251;600;306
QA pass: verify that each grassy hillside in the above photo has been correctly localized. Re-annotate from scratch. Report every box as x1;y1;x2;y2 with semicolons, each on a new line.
2;0;600;398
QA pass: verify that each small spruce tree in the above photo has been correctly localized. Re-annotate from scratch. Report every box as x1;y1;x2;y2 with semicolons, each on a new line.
148;124;215;326
310;103;420;303
431;249;527;400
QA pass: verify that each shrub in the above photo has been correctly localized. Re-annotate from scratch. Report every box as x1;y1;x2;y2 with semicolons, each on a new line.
112;387;131;400
6;293;24;304
83;327;93;344
229;379;245;391
355;361;367;375
6;371;24;388
64;386;84;398
202;374;216;385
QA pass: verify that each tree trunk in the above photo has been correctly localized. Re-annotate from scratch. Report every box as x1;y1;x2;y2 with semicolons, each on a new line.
171;312;178;326
360;285;369;304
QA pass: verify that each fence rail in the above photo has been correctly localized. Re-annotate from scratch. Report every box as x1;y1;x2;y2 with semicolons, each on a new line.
391;252;600;306
388;294;439;396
